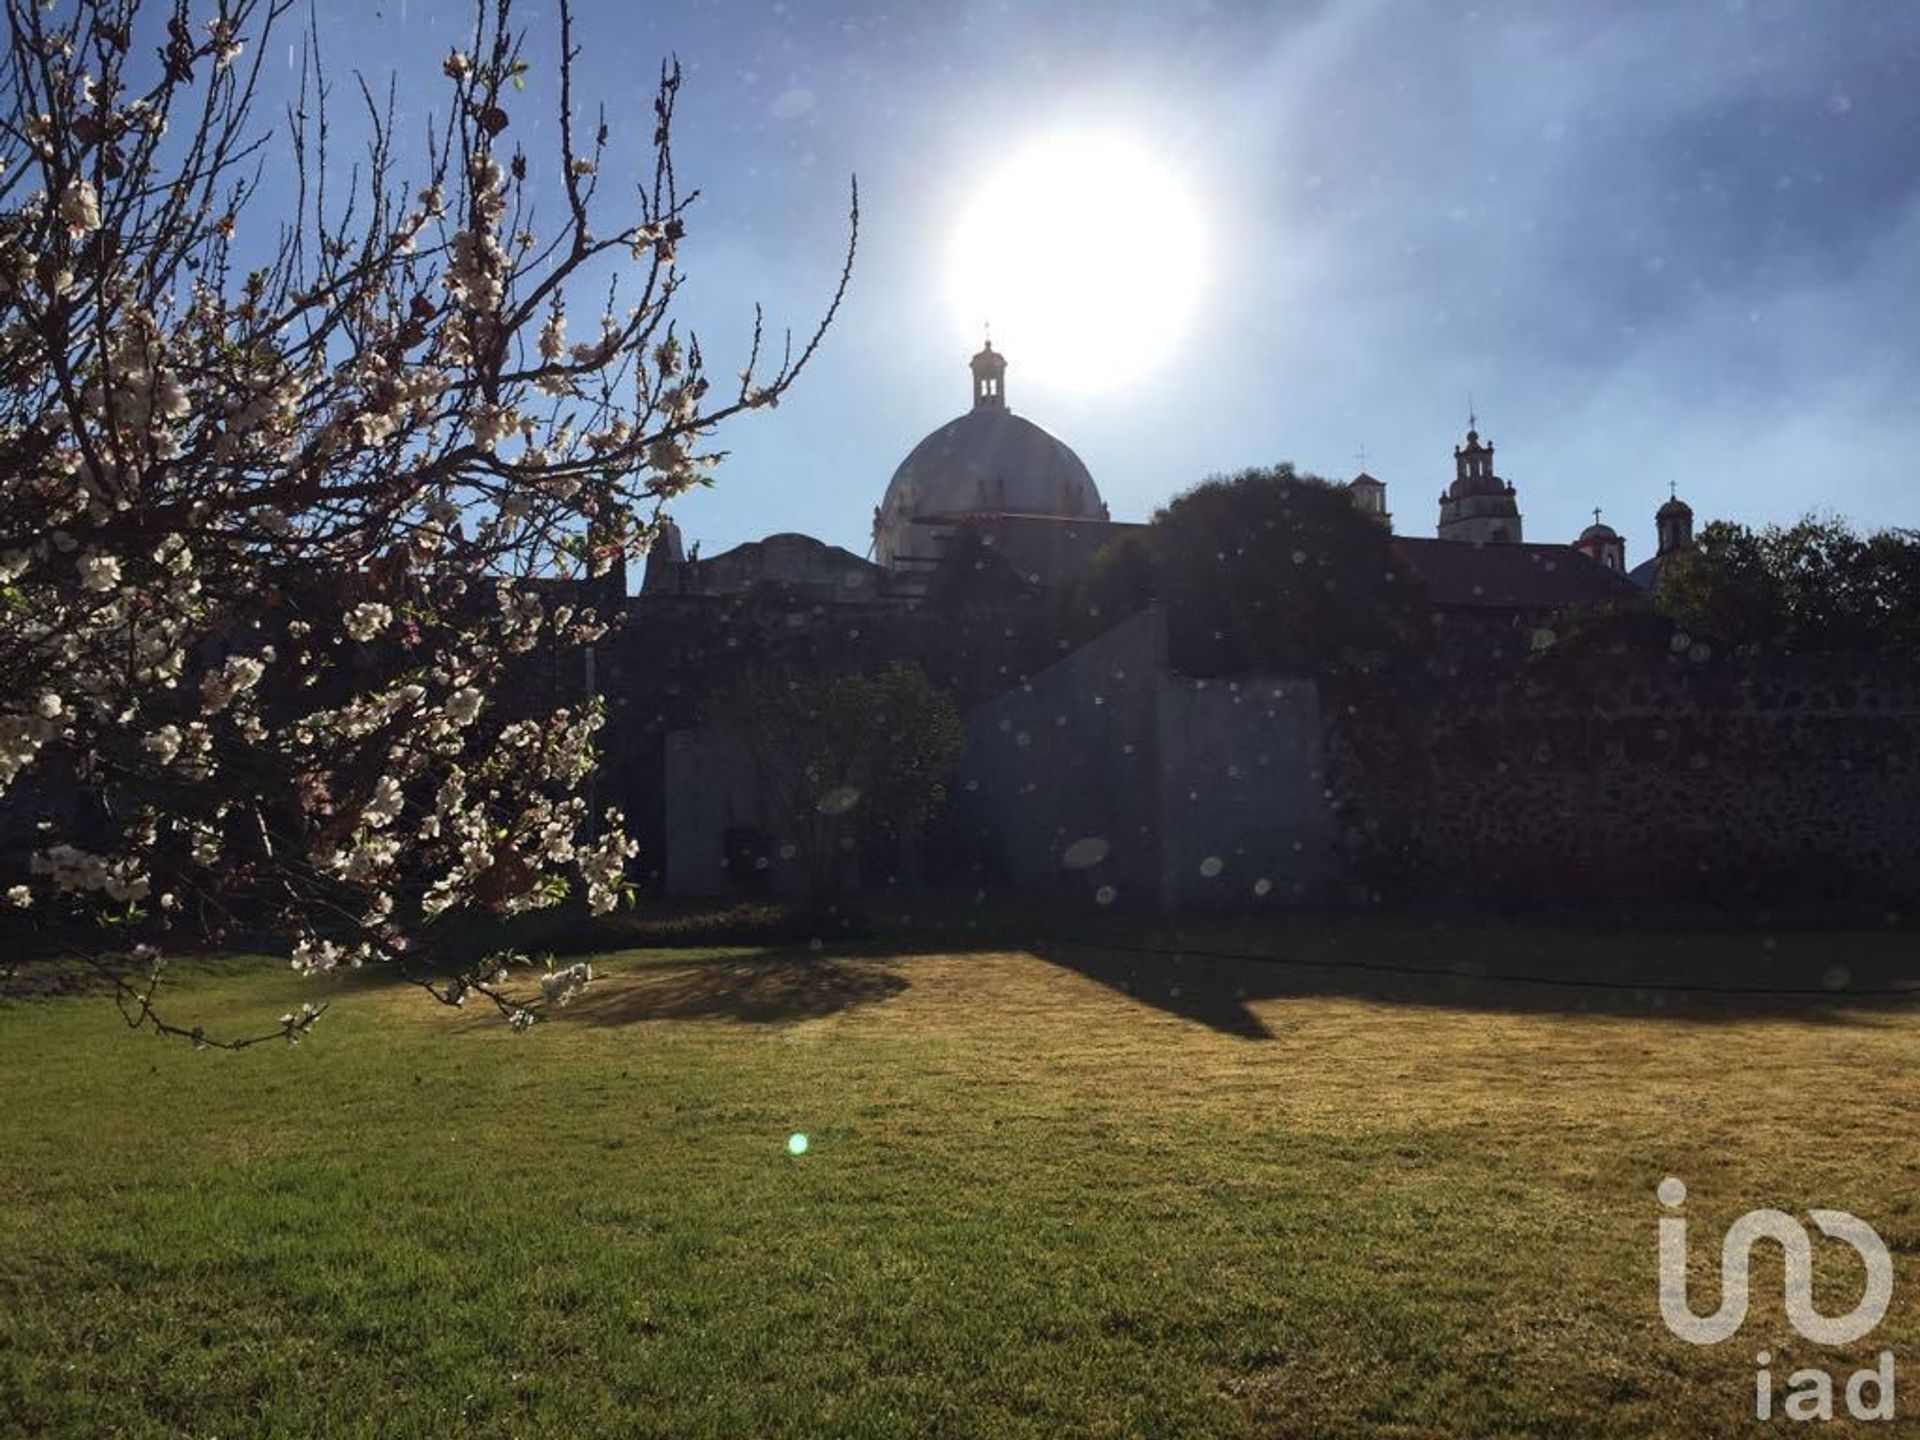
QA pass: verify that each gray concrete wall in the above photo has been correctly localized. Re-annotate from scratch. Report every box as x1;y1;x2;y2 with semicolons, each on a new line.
949;608;1332;910
949;609;1168;903
1154;676;1331;909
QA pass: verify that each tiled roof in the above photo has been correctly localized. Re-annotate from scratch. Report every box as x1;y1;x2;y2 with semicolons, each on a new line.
1391;537;1645;613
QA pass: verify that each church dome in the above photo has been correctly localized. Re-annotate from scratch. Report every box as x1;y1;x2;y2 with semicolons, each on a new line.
874;343;1104;569
1656;494;1693;520
1579;519;1620;543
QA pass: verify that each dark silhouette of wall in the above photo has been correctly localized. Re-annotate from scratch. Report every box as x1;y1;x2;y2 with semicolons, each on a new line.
1329;654;1920;910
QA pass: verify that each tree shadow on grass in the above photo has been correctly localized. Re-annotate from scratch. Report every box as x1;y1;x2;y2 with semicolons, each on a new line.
842;898;1920;1040
1025;931;1920;1039
114;899;1909;1044
559;950;909;1027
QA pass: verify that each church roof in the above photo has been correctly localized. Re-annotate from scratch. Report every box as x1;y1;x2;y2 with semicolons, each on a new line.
643;531;884;601
1393;537;1644;613
944;512;1142;589
1628;552;1672;591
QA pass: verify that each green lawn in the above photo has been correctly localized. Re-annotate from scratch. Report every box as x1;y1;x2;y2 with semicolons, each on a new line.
3;915;1918;1437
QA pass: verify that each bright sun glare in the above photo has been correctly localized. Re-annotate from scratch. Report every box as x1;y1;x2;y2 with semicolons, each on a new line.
949;135;1205;394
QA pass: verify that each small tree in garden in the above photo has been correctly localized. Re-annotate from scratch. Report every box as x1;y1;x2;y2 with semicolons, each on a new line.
714;663;963;907
0;0;855;1040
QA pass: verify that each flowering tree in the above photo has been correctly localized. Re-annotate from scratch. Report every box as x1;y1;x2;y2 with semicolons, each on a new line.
0;0;854;1042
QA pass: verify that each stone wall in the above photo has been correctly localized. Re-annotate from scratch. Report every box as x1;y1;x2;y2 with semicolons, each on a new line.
1330;655;1920;908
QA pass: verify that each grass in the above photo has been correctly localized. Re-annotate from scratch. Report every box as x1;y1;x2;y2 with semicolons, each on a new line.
2;910;1918;1437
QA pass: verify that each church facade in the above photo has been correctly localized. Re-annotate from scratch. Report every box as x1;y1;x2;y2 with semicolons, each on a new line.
613;345;1703;901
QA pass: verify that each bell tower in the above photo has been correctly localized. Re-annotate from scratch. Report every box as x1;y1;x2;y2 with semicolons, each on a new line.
1436;415;1524;544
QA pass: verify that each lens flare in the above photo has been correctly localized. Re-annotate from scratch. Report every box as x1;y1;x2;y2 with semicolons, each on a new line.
949;134;1205;392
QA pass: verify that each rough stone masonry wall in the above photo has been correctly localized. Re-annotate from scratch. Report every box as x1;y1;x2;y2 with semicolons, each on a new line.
1338;657;1920;908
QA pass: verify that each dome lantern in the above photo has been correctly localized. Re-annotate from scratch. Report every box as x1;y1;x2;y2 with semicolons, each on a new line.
970;339;1007;410
1347;471;1391;529
1656;481;1694;557
1574;507;1627;573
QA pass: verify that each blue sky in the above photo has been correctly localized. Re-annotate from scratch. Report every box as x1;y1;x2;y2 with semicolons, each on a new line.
304;0;1919;571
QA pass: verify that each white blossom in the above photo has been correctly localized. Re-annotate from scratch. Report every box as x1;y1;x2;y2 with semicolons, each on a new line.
77;552;120;592
445;687;485;728
363;774;404;829
538;311;566;364
539;961;594;1006
141;726;183;765
344;602;394;643
200;654;267;714
58;178;100;237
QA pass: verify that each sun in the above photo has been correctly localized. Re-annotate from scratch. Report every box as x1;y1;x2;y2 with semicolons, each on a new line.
948;134;1205;394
